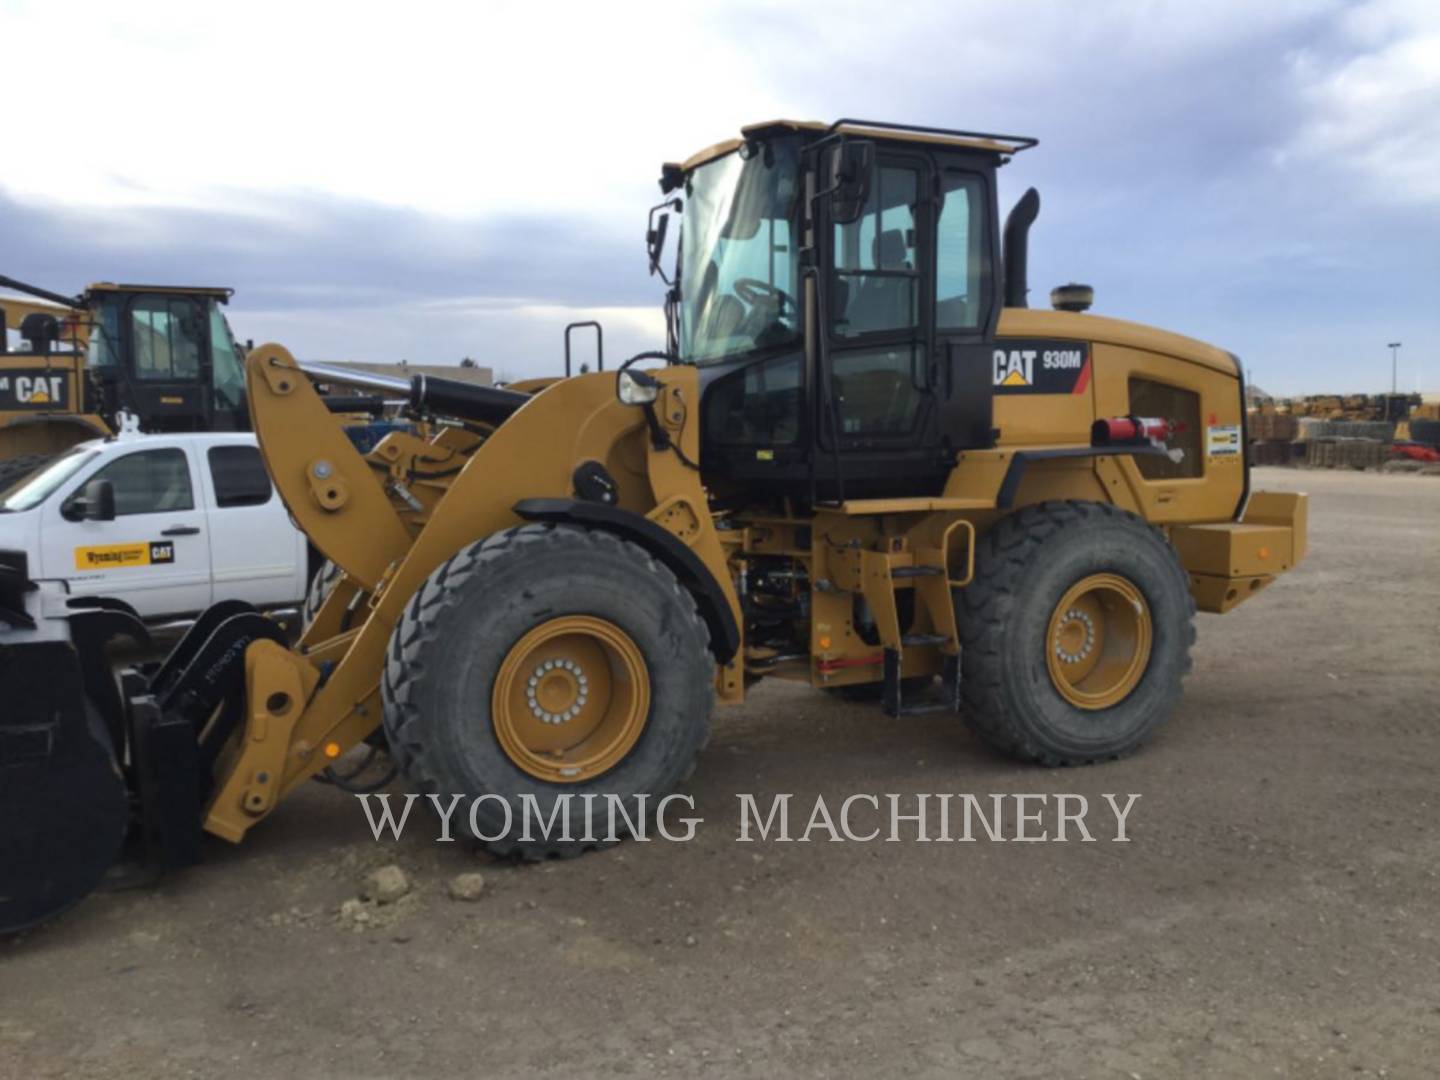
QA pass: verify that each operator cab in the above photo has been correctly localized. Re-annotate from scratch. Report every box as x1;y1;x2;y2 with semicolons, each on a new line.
83;283;249;433
656;119;1037;502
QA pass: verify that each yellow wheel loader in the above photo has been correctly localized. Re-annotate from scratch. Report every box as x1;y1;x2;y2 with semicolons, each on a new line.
0;119;1307;933
0;276;251;488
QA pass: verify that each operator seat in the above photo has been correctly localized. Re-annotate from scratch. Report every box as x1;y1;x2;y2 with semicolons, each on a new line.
842;230;915;335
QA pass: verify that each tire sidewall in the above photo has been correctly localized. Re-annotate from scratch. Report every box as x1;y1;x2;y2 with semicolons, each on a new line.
990;511;1191;758
388;529;712;847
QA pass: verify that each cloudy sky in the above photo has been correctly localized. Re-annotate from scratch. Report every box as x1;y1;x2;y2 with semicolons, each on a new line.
2;0;1435;394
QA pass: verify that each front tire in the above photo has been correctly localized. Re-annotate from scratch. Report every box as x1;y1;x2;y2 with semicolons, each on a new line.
381;524;714;857
956;501;1195;765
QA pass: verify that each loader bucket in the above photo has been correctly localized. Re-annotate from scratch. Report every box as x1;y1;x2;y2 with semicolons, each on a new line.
0;640;128;935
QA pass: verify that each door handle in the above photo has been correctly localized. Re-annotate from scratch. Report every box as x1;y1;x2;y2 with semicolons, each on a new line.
161;525;201;537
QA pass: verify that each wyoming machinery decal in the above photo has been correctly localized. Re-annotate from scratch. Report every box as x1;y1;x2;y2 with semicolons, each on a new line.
991;341;1092;395
74;541;176;571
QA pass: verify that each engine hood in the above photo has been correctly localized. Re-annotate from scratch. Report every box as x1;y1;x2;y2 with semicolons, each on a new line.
997;308;1239;377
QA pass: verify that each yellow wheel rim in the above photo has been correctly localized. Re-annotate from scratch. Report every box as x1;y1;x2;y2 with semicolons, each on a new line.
1045;573;1152;710
492;615;650;783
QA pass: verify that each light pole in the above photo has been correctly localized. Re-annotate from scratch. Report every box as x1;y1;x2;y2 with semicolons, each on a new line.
1388;342;1402;394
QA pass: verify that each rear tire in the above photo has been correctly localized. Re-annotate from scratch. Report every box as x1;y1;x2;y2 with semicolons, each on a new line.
956;501;1195;765
382;523;714;858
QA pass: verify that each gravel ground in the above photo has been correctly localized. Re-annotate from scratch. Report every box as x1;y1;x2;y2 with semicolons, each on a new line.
2;467;1438;1079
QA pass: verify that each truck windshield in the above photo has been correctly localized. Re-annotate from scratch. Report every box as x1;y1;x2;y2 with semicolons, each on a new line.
0;446;100;512
679;138;801;365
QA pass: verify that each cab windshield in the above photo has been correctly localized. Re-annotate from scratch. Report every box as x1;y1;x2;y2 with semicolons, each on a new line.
0;446;100;512
679;138;801;364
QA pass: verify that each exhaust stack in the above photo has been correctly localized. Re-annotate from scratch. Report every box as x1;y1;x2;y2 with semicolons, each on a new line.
1002;187;1040;308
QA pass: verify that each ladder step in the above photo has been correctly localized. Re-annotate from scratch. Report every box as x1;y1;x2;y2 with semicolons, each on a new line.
891;565;943;579
896;700;956;716
901;633;950;647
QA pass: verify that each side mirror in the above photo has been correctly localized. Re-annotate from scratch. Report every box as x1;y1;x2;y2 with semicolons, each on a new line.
829;140;875;225
66;478;116;522
647;212;669;277
646;197;680;282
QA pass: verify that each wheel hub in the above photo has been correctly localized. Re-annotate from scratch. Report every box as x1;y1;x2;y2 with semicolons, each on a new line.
1053;608;1096;664
492;615;650;783
526;658;589;724
1045;573;1153;710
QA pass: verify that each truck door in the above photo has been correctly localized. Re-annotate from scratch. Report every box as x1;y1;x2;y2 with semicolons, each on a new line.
43;444;211;618
201;442;304;607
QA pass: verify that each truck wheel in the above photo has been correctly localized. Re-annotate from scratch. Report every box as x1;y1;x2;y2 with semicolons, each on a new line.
956;501;1195;765
0;453;53;493
382;523;714;858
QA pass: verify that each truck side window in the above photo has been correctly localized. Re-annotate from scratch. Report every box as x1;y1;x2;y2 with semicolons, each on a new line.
208;445;272;508
83;449;194;516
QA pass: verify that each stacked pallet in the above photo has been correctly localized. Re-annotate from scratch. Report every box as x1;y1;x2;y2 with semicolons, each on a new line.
1248;411;1298;466
1305;439;1389;469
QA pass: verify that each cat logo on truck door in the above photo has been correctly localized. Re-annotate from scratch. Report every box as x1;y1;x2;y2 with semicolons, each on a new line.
0;371;70;409
991;340;1092;395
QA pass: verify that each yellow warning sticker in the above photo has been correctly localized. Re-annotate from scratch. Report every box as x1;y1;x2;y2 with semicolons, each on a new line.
74;541;175;570
1206;424;1242;458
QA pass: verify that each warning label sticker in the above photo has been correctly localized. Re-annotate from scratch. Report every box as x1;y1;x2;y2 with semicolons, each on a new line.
74;541;176;570
1206;425;1242;458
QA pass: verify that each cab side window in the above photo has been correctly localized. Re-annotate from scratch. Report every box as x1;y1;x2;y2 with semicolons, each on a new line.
935;172;987;331
208;445;272;508
831;166;921;338
83;449;194;515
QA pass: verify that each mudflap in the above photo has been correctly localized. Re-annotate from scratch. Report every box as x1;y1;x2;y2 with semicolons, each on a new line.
0;640;129;935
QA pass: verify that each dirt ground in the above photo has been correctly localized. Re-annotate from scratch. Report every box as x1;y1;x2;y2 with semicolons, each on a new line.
2;467;1437;1079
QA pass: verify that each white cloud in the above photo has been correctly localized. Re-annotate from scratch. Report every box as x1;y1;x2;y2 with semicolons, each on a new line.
0;0;790;217
1285;0;1440;204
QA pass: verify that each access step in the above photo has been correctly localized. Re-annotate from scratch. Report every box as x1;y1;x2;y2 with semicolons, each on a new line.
890;565;943;579
881;650;961;719
900;632;950;647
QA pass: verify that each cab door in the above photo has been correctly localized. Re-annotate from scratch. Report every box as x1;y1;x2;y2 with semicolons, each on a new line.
819;154;944;496
932;165;1000;451
42;443;211;618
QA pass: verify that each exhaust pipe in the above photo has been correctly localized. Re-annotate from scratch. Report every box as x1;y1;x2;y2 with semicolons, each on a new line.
1002;187;1041;308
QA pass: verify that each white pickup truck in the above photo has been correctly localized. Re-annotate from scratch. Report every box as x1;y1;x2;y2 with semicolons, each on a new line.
0;432;309;620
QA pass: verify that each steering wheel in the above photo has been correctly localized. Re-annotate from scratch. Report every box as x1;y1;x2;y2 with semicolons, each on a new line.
733;277;792;313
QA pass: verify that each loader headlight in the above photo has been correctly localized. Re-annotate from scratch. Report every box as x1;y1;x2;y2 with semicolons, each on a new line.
616;368;661;405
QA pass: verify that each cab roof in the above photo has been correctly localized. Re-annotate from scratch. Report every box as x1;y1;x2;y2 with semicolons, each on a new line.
85;282;234;302
674;118;1039;174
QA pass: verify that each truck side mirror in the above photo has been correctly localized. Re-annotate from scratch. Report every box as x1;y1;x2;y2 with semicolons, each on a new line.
66;479;116;522
829;140;875;225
